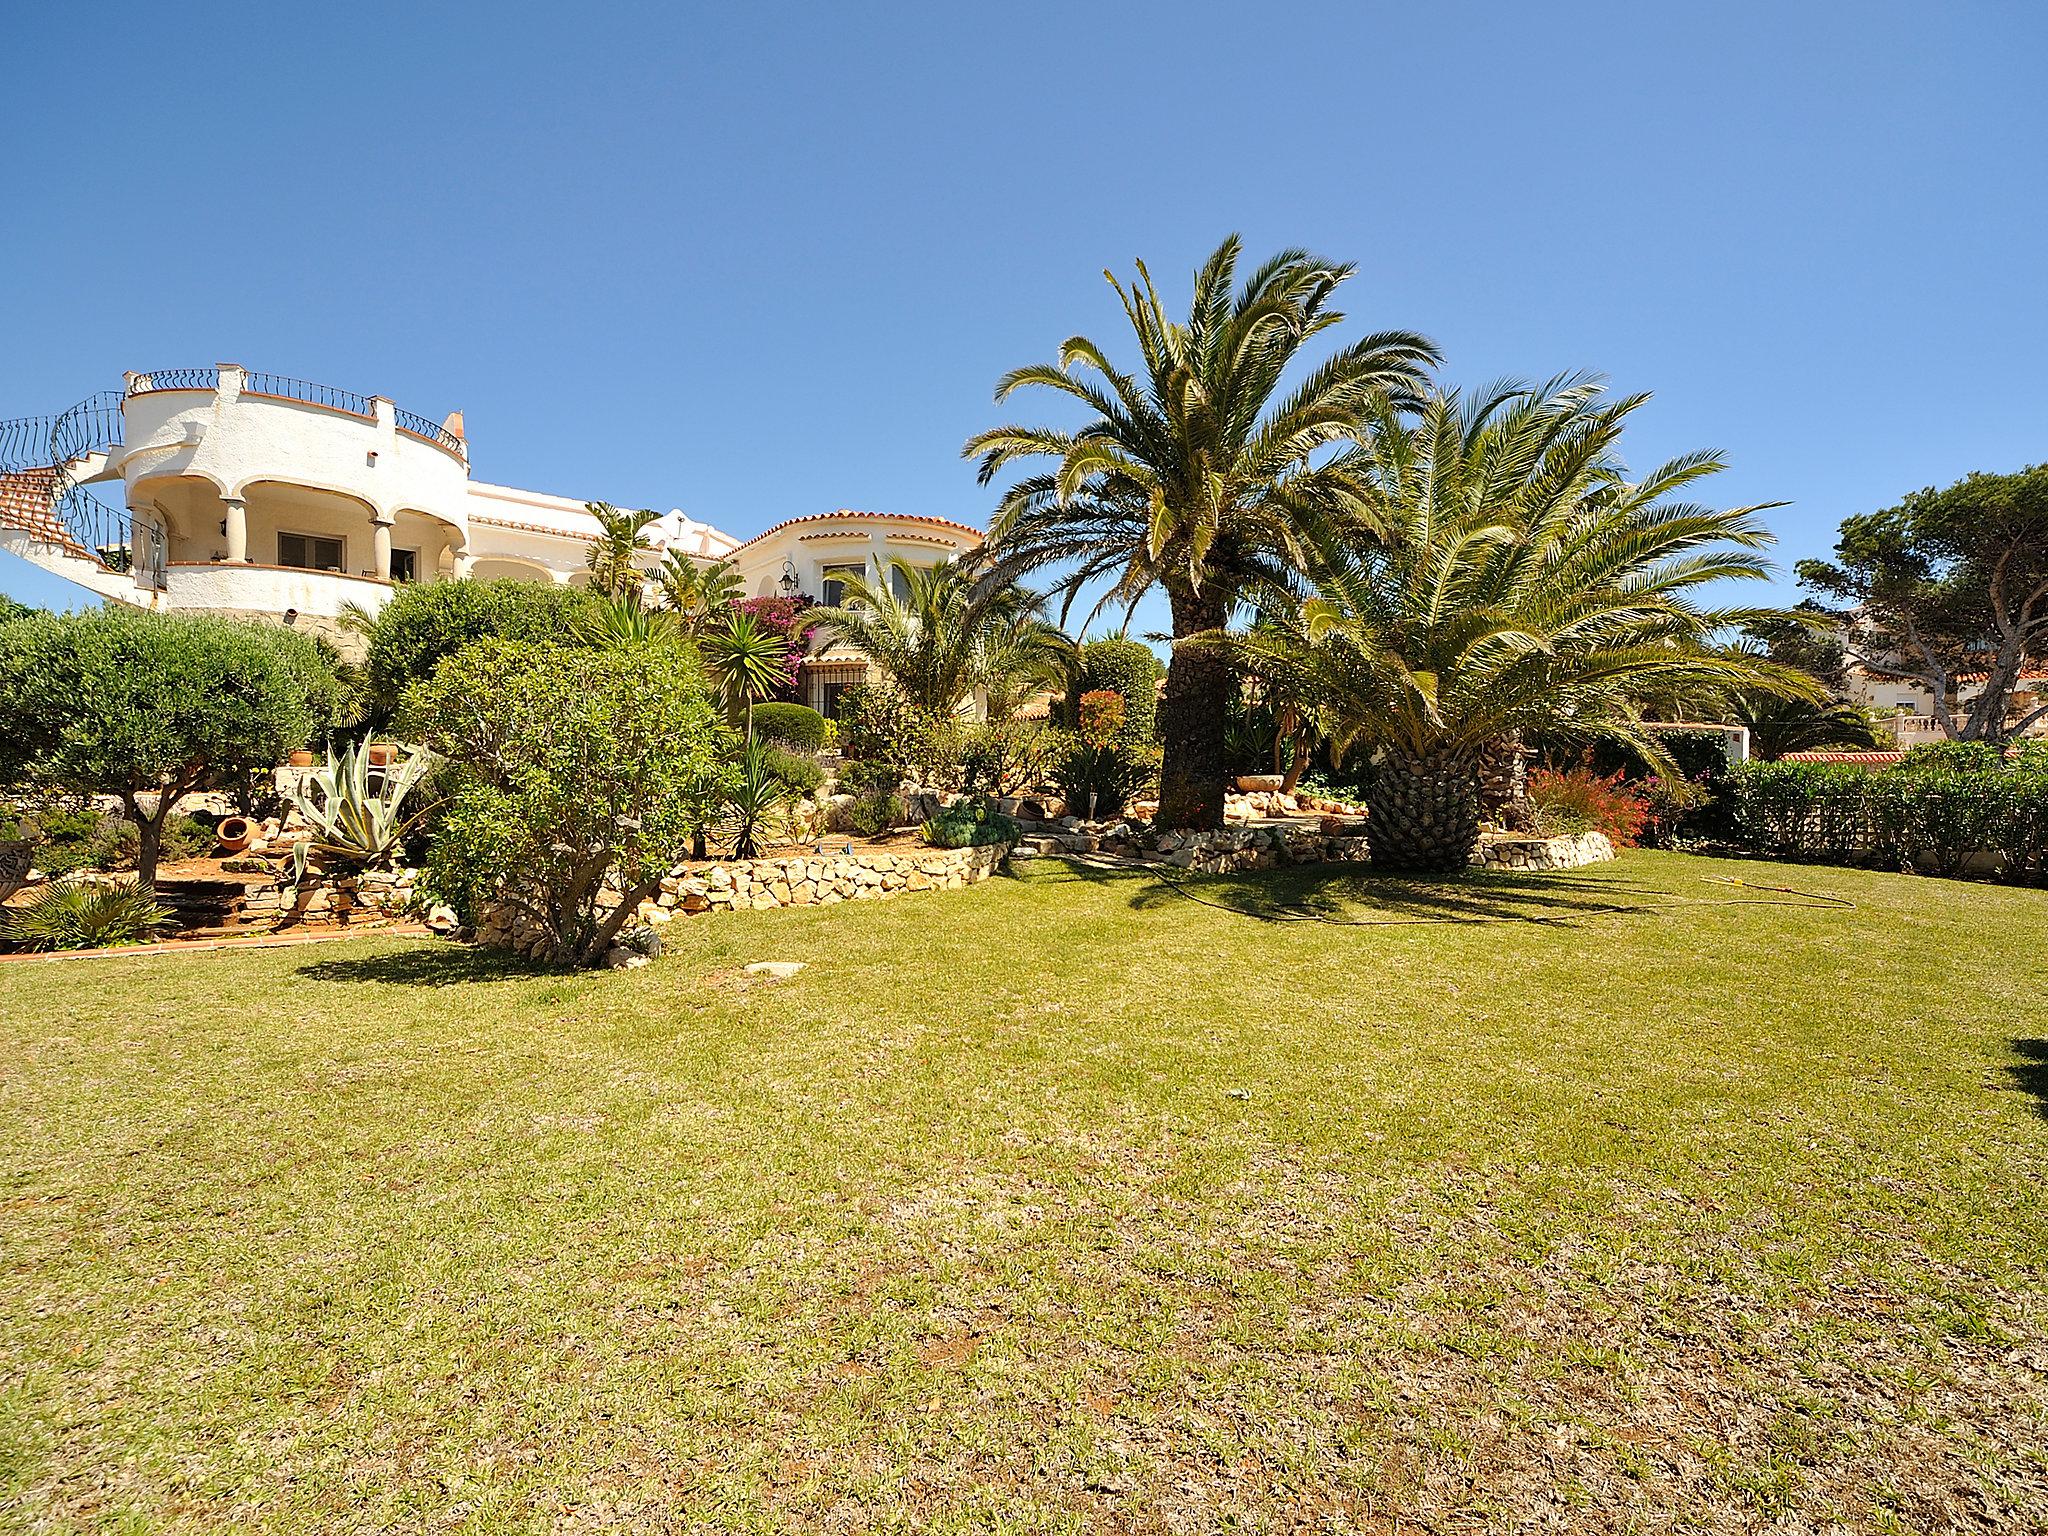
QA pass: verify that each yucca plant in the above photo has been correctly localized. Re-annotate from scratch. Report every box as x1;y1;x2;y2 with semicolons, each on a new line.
285;737;440;891
1219;379;1822;872
2;877;172;951
583;502;663;599
701;609;792;736
718;739;793;858
571;591;683;648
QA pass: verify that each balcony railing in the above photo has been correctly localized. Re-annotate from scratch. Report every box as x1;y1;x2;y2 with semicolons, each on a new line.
393;405;464;456
127;367;220;395
241;372;373;418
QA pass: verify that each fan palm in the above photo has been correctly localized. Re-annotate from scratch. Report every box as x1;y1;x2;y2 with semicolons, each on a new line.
810;557;1070;719
964;234;1438;827
584;503;662;599
1221;379;1822;871
655;551;742;632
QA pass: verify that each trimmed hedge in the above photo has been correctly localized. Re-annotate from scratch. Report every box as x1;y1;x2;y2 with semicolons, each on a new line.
751;703;828;753
1729;753;2048;881
1064;638;1163;744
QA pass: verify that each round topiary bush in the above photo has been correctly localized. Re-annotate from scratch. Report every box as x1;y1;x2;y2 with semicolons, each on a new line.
751;703;828;753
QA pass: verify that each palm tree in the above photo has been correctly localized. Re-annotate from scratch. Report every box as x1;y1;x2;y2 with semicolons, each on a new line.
1734;692;1882;760
584;503;662;599
655;551;742;633
1220;379;1822;871
810;557;1069;719
700;608;790;737
964;234;1438;827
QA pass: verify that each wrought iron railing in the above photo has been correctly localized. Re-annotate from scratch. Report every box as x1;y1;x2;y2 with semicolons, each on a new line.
393;405;463;455
242;371;372;417
126;367;219;395
0;392;129;569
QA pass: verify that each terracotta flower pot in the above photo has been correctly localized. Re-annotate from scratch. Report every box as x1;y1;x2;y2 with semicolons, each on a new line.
215;816;255;855
288;749;316;768
1236;774;1285;793
366;743;396;766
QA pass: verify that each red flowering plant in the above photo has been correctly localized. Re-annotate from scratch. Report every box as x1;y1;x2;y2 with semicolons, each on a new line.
1078;689;1126;749
1525;765;1651;848
732;596;818;699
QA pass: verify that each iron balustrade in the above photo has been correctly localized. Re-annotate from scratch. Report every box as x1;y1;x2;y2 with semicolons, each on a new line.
393;405;463;455
241;371;373;417
126;366;220;395
0;392;130;570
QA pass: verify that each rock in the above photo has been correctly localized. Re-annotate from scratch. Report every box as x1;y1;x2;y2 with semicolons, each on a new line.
605;947;651;970
744;961;806;980
425;903;461;933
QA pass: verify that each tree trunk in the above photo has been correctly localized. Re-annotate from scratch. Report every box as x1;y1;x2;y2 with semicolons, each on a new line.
1366;746;1482;874
1279;728;1310;795
1155;585;1231;829
1474;734;1531;830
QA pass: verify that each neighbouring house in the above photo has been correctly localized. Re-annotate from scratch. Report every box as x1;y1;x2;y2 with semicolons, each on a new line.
0;366;982;710
1844;660;2048;744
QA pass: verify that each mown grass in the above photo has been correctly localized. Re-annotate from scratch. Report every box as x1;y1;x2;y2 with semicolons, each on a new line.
2;851;2044;1532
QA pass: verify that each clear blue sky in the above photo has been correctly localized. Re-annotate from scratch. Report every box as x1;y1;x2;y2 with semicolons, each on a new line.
4;1;2042;630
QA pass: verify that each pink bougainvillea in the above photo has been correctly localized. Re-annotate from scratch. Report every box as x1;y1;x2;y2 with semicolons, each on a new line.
732;596;819;697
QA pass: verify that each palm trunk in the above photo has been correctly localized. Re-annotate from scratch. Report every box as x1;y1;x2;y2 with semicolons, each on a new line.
1474;734;1530;830
1156;585;1230;830
1367;746;1481;873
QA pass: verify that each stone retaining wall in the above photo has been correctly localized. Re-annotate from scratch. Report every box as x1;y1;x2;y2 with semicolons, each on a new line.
475;842;1011;955
242;866;423;929
1017;822;1614;875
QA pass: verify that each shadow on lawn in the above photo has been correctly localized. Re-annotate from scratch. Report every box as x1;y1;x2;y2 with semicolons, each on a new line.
2007;1040;2048;1120
1024;856;1666;927
294;945;557;987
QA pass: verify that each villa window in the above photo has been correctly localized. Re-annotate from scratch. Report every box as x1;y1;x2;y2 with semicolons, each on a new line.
278;532;344;572
390;548;419;583
889;564;912;602
819;563;864;606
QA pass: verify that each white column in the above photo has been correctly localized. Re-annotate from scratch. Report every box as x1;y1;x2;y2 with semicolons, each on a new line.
223;497;248;563
370;512;394;581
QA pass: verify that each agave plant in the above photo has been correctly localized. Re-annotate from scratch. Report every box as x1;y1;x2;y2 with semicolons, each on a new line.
2;877;172;952
285;737;440;891
571;591;683;648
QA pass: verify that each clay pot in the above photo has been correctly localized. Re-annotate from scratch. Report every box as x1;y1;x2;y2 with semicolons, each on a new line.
366;742;396;766
1236;774;1285;793
215;816;255;855
288;749;316;768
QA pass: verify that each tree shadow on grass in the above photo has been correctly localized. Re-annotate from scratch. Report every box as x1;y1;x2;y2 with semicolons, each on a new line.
294;944;560;987
2006;1040;2048;1120
1032;856;1691;928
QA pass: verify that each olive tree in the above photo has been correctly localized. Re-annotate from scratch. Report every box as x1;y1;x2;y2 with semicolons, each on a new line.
399;638;734;966
0;609;343;881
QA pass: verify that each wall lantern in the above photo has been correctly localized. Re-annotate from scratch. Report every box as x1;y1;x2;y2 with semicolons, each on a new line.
778;558;800;597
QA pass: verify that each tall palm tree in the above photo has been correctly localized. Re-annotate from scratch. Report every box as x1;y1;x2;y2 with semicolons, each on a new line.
583;503;662;599
811;557;1070;719
1221;379;1821;871
655;551;742;633
964;234;1438;827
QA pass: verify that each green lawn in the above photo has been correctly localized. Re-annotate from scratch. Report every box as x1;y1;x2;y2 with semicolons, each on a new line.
3;851;2044;1533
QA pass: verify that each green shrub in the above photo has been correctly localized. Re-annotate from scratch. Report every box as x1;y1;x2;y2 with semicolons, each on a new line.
365;579;597;717
758;745;825;797
836;758;902;796
159;814;217;863
1729;756;2048;881
836;677;960;779
751;703;828;753
400;639;734;965
845;791;905;838
1054;741;1159;819
960;719;1065;796
920;799;1021;849
1063;638;1163;744
2;877;172;952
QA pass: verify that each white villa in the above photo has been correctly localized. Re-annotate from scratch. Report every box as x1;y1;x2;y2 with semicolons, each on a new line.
0;364;982;716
